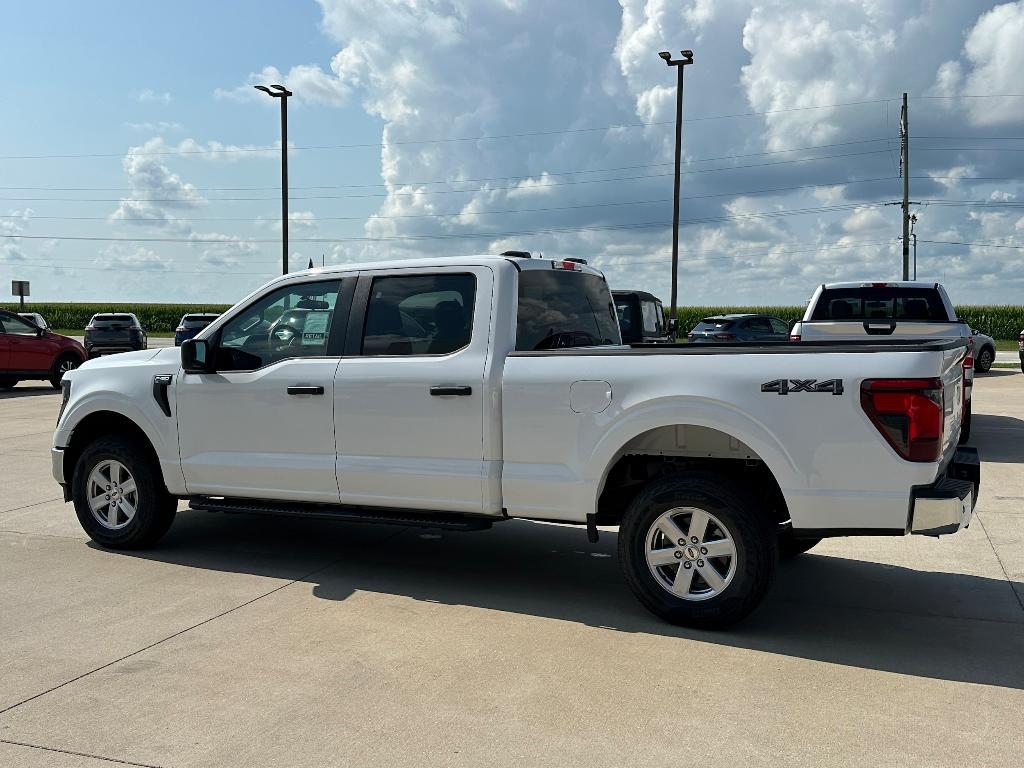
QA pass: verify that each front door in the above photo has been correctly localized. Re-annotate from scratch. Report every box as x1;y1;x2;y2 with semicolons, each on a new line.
334;267;493;515
0;313;53;371
176;277;353;503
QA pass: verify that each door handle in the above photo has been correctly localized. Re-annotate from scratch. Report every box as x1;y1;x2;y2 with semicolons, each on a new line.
430;385;472;396
287;385;324;395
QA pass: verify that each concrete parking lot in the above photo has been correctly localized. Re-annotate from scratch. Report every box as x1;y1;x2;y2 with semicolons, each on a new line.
1;373;1022;767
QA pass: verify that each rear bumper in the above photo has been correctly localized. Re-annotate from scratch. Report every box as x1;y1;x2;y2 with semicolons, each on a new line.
910;447;980;536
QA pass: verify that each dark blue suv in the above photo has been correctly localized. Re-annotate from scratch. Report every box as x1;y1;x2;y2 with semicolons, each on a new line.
688;313;790;343
174;313;219;346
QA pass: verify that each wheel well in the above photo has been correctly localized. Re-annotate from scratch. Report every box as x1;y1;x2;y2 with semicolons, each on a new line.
64;412;164;491
595;425;789;527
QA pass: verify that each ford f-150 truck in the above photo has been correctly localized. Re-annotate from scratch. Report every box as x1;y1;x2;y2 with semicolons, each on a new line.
52;255;979;628
791;281;976;441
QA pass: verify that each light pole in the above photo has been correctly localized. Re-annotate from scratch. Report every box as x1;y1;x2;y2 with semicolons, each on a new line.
255;84;293;275
659;49;694;337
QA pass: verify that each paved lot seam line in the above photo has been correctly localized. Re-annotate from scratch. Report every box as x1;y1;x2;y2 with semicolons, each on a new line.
0;553;352;717
972;511;1024;612
0;497;63;517
0;738;166;768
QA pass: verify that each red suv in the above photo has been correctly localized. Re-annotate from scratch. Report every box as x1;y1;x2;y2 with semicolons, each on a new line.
0;310;86;390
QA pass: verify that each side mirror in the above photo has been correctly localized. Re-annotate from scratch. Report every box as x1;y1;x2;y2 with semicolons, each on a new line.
181;338;213;374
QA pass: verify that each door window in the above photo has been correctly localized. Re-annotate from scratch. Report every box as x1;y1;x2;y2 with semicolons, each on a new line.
745;317;772;333
217;280;344;371
641;300;663;335
769;318;789;335
361;274;476;356
0;314;39;336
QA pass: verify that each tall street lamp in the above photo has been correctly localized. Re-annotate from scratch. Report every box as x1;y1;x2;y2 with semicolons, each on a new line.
659;49;694;336
255;84;293;275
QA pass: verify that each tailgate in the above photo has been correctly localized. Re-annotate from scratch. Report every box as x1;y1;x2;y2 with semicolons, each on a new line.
938;343;968;467
797;320;965;341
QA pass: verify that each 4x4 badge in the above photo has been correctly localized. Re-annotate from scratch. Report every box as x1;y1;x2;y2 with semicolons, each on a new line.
761;378;844;396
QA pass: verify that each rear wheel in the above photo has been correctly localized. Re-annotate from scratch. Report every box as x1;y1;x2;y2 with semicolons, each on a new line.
619;472;777;629
976;346;994;373
72;436;176;549
50;354;80;389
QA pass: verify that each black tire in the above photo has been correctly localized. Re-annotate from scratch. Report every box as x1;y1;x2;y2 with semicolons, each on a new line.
618;472;777;629
778;531;821;559
976;346;994;373
72;436;176;549
959;400;972;444
0;376;18;389
50;354;81;389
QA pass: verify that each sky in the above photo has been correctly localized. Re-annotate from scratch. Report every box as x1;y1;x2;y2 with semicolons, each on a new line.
2;0;1024;306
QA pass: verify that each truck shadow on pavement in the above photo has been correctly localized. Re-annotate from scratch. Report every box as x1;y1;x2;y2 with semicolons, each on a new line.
108;510;1024;691
971;414;1024;463
0;385;59;400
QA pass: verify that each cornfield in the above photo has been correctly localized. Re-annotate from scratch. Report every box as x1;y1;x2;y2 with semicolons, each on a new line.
3;302;1023;339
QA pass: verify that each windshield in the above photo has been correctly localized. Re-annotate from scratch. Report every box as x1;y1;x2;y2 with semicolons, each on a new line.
92;315;134;326
811;288;952;321
692;318;735;333
516;270;620;351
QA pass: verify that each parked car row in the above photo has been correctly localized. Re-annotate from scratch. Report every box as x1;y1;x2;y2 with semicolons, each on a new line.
1;311;219;390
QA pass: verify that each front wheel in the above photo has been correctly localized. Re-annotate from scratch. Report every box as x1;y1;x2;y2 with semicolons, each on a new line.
619;472;777;629
72;436;176;549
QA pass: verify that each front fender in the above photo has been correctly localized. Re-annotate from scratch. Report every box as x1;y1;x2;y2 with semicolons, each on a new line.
55;369;184;495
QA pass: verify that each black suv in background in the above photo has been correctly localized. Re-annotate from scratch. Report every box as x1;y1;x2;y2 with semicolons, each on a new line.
84;313;147;358
612;290;673;343
174;313;219;346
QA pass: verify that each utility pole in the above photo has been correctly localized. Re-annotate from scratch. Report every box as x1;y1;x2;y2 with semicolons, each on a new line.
255;84;293;275
659;49;694;336
900;92;910;281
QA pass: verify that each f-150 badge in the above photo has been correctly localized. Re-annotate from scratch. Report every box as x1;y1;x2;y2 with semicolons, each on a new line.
761;378;844;396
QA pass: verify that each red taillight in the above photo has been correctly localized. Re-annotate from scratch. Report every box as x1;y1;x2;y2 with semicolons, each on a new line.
861;378;943;462
789;334;801;342
714;332;735;340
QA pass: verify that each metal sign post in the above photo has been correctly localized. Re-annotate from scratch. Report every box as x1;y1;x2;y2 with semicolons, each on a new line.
12;280;29;311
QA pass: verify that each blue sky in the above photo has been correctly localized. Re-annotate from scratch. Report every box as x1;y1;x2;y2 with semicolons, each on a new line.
3;0;1024;306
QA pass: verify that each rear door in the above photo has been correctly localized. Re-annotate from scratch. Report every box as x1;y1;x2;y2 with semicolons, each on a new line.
334;267;493;515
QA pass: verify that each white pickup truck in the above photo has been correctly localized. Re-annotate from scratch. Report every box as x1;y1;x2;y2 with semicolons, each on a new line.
52;255;980;627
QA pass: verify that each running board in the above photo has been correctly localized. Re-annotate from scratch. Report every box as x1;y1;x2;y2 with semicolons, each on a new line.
188;496;497;532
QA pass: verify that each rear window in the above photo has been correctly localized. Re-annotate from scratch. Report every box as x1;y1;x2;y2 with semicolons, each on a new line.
810;288;951;321
181;315;216;328
92;314;134;325
692;318;735;333
516;270;620;350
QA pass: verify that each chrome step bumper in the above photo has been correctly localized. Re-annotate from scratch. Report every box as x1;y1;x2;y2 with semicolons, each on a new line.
910;447;980;537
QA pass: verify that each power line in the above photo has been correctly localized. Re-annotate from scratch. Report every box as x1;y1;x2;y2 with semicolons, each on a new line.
0;100;900;161
0;177;901;223
0;138;892;192
919;238;1024;250
0;201;895;248
8;238;900;276
0;149;898;203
